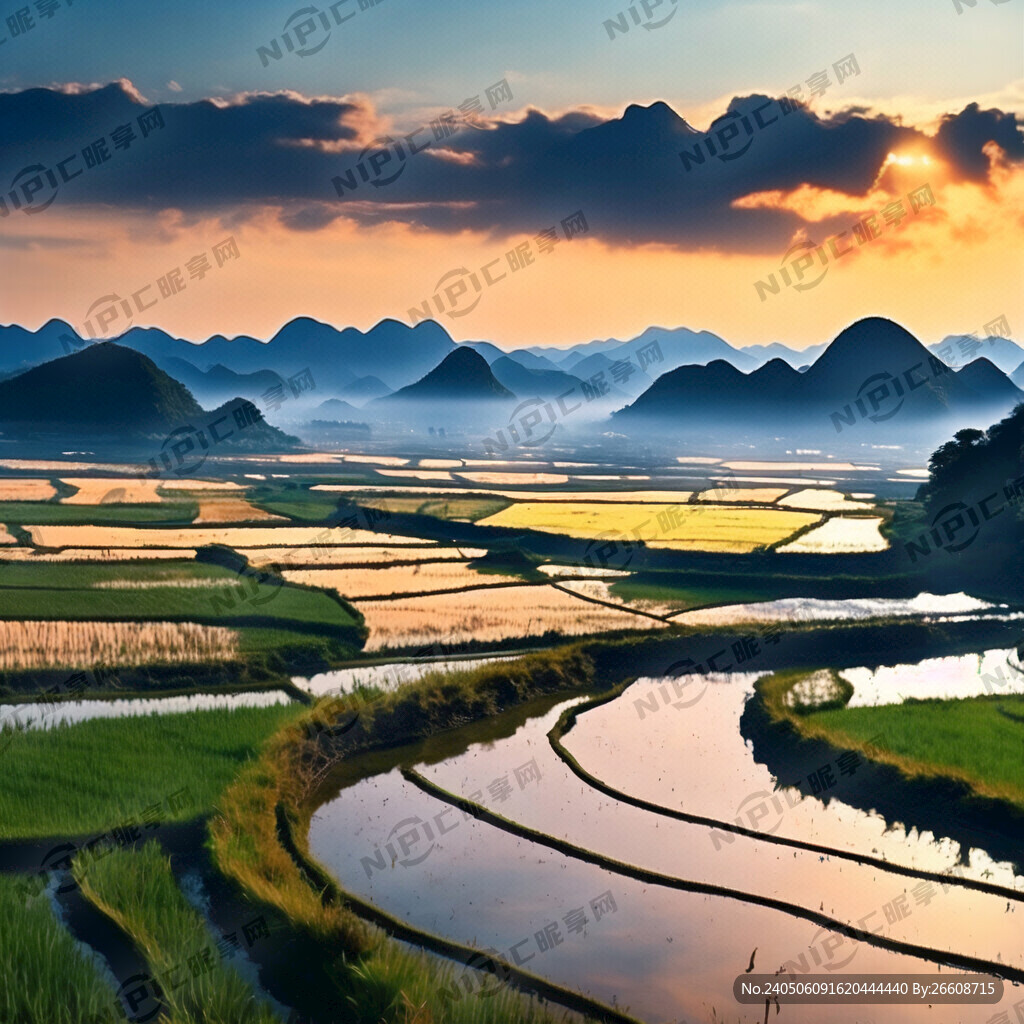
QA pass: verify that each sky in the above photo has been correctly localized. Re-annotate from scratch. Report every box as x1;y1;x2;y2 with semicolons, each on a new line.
1;0;1021;352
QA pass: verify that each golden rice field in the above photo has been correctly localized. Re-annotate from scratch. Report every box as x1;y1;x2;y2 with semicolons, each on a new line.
0;479;57;501
696;487;788;504
478;502;820;553
0;526;17;545
0;620;239;669
777;488;876;511
240;545;483;568
60;478;165;504
418;458;463;468
25;525;429;549
282;562;522;599
194;498;285;523
0;547;198;562
354;584;666;651
776;515;889;553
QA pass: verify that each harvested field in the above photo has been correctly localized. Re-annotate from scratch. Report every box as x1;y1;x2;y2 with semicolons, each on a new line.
60;478;164;504
241;545;482;568
193;498;286;523
25;525;428;549
282;562;522;599
354;584;665;651
777;488;876;511
0;479;57;501
0;620;239;669
776;515;889;553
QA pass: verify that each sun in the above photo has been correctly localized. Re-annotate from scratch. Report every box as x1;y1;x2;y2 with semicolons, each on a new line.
884;152;933;167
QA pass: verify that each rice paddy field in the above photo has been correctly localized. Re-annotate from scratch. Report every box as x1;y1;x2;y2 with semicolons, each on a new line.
1;462;1020;1024
0;702;304;837
353;583;667;651
0;620;240;670
478;501;821;552
282;562;524;599
0;479;57;501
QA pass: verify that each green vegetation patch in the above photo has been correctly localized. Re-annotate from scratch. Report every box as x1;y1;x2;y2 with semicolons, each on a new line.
0;872;118;1024
806;694;1024;810
76;842;282;1024
0;501;199;526
0;703;304;838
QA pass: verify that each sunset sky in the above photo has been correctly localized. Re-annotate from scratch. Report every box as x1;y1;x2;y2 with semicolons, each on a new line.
1;0;1021;351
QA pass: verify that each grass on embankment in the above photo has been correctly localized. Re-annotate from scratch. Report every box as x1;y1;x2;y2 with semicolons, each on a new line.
0;872;118;1024
75;842;282;1024
758;667;1024;812
210;646;607;1023
0;703;305;839
806;694;1024;811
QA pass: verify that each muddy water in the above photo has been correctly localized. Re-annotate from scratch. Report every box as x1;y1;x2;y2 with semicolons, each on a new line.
310;676;1024;1023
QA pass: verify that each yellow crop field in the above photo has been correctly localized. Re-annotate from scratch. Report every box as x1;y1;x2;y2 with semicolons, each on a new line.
478;502;820;553
0;526;17;545
194;498;286;523
60;478;165;504
25;525;431;549
777;488;876;511
241;545;483;568
0;620;238;669
354;584;665;651
0;479;57;501
282;562;522;599
696;487;788;504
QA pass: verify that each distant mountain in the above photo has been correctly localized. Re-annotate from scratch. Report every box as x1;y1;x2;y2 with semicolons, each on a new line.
162;358;285;408
64;317;457;394
615;317;1024;438
1013;360;1024;389
929;335;1024;376
316;397;364;419
543;326;760;379
740;342;828;367
377;347;515;403
566;352;655;397
489;357;592;402
0;344;299;449
337;376;392;404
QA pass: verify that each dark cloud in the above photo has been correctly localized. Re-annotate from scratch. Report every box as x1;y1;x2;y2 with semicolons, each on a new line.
933;102;1024;180
0;82;1020;253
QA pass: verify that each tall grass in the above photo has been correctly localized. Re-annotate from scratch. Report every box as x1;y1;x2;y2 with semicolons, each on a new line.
0;873;117;1023
75;843;282;1024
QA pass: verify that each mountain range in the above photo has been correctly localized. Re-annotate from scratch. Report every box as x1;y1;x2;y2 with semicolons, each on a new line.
3;316;1021;409
614;318;1024;439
